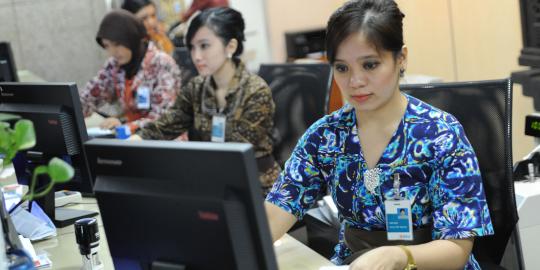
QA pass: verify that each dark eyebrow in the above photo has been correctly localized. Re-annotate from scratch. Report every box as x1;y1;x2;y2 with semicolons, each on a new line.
334;55;379;63
194;39;209;43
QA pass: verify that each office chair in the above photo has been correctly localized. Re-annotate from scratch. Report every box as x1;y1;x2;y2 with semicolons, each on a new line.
258;63;333;166
172;47;198;85
401;79;518;269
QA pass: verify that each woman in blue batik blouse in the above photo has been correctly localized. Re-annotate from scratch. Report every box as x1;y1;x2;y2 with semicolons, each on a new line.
265;1;494;269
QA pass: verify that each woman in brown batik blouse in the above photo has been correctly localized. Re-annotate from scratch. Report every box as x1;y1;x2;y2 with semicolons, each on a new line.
132;7;280;194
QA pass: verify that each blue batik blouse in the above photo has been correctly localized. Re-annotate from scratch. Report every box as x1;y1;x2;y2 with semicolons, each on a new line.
266;94;494;269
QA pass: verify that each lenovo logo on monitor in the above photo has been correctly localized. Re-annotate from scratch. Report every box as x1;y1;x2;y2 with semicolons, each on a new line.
97;157;123;166
0;86;14;97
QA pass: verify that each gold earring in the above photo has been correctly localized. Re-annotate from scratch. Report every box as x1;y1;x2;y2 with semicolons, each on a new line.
399;68;405;77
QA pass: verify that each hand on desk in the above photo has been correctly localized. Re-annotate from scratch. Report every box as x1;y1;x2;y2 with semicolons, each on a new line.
99;117;122;130
127;133;188;141
349;246;406;270
174;131;189;141
128;134;143;141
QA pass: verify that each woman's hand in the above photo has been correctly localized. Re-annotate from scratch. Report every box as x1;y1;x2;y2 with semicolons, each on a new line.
99;117;122;129
128;134;143;141
349;246;407;270
174;132;189;141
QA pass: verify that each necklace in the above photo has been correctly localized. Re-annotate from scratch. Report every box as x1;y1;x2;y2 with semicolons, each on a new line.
364;167;382;194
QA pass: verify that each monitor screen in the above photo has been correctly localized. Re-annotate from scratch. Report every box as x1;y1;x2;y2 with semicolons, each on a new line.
0;82;93;190
0;82;96;226
84;139;278;270
0;42;19;82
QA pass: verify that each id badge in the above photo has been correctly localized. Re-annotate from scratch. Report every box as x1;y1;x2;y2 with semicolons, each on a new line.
211;115;226;142
136;86;151;110
385;199;413;241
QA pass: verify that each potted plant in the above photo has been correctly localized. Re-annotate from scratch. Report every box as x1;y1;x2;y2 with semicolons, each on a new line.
0;112;74;210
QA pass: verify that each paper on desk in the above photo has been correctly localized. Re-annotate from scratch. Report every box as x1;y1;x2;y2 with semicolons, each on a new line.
87;127;114;137
34;253;52;269
18;235;52;269
11;202;57;241
319;266;349;270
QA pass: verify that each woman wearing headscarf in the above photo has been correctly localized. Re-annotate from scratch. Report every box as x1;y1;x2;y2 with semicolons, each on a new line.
81;10;180;132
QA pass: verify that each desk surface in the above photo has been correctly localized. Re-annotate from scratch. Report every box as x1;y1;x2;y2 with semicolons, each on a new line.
33;198;333;270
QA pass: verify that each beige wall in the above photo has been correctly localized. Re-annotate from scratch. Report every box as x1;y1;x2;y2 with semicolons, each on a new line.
265;0;343;62
449;1;534;161
265;1;534;161
396;0;456;81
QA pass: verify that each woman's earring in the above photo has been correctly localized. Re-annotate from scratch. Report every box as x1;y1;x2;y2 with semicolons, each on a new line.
227;53;233;59
399;68;405;78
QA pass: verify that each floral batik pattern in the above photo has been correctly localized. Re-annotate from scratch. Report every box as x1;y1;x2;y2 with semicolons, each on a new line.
266;95;493;269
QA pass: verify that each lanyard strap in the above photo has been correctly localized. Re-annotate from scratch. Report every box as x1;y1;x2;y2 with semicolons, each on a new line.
200;78;244;117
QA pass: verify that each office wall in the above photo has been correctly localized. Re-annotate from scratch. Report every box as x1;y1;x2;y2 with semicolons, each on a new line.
265;0;342;63
449;1;533;161
229;0;272;72
0;0;108;89
395;0;456;82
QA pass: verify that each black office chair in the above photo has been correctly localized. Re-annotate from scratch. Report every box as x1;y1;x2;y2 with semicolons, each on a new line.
172;47;198;85
401;79;518;269
258;63;333;166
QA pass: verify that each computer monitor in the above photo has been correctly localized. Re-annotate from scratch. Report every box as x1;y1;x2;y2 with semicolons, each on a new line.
0;42;19;82
84;139;278;270
0;82;96;227
284;28;326;61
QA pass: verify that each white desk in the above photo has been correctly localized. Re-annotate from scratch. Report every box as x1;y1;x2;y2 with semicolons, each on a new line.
33;198;333;270
17;70;46;83
514;180;540;270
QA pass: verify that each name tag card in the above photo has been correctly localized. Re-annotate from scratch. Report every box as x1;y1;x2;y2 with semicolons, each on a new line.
136;86;151;110
385;199;413;241
211;115;226;142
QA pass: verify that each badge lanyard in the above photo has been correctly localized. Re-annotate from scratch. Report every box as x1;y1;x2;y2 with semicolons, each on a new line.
136;85;151;110
211;114;226;142
384;173;414;241
113;68;151;111
201;78;245;143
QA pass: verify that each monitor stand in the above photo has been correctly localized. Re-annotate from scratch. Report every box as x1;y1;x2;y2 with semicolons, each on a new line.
151;261;186;270
35;180;98;228
54;208;98;228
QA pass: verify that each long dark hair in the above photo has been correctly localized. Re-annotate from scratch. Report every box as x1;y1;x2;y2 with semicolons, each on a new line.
185;7;245;64
326;0;405;64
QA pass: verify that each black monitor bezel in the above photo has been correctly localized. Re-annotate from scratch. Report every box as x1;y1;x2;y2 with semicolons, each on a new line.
0;82;93;194
84;139;278;270
0;42;19;82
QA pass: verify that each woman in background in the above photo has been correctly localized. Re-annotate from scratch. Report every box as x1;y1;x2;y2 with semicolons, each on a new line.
168;0;229;47
181;0;229;22
132;7;280;195
122;0;174;55
81;10;180;132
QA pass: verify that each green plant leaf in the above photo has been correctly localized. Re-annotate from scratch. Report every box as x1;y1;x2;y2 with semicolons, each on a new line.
14;120;36;150
0;113;21;122
0;123;13;152
4;148;18;165
47;157;74;183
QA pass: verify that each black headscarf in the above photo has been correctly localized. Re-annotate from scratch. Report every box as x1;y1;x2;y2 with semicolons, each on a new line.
96;10;148;79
